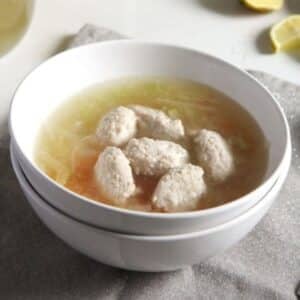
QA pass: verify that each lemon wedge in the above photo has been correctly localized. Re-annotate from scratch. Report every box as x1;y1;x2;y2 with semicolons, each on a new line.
242;0;283;11
270;15;300;52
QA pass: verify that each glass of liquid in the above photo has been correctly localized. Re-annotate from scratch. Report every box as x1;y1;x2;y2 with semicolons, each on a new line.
0;0;35;57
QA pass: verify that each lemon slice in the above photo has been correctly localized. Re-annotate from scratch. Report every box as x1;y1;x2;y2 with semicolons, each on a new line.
270;15;300;52
242;0;283;11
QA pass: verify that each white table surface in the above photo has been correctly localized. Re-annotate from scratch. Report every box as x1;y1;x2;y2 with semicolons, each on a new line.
1;0;299;127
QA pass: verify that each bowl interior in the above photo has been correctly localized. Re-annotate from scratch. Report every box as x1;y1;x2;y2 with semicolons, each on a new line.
10;41;288;188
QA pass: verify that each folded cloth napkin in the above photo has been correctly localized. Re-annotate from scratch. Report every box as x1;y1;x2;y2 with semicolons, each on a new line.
0;25;299;300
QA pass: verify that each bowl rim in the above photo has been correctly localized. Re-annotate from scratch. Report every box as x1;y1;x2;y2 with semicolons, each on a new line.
9;39;291;219
11;140;291;241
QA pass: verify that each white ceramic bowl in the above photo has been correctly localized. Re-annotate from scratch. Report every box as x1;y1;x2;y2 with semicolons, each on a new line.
10;41;290;235
10;142;291;272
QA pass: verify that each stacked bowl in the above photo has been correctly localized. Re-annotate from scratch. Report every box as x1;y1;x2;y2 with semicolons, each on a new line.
9;41;291;272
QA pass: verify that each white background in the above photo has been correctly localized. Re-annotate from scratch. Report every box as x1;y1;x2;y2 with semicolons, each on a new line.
1;0;299;129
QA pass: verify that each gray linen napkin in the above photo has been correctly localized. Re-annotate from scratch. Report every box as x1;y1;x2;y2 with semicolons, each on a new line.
0;25;299;300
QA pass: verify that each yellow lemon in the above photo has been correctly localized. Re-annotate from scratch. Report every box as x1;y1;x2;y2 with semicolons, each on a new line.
270;15;300;52
242;0;283;11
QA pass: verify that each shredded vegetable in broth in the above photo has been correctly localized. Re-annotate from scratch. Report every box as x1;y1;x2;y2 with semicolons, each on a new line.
35;77;268;212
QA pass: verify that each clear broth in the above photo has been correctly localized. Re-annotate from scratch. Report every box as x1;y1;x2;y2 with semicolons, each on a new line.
35;77;268;212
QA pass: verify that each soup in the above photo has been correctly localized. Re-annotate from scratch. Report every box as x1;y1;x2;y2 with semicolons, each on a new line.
35;77;268;212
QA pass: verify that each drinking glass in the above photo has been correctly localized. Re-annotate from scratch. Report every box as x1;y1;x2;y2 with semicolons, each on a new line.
0;0;35;57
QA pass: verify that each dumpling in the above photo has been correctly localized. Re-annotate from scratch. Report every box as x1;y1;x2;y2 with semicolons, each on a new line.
94;146;136;204
96;106;137;146
194;129;234;182
125;137;189;177
130;105;184;142
152;164;206;212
